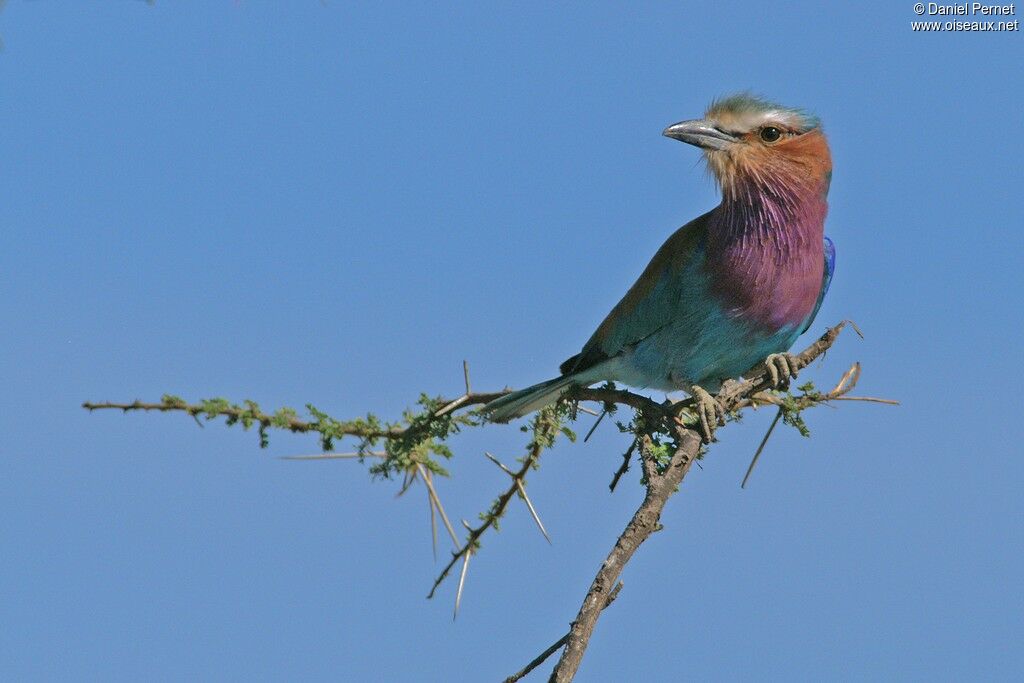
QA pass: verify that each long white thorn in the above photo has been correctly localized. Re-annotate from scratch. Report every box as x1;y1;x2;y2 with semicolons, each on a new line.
516;480;551;544
453;549;472;620
416;464;459;548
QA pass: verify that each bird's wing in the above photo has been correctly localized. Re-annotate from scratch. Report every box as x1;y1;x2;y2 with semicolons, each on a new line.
560;211;710;375
799;235;836;335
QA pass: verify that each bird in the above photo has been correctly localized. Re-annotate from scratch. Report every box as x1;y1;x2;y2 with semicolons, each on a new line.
485;94;835;441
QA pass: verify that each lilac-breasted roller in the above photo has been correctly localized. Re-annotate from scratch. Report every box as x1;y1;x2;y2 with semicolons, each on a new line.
485;94;835;440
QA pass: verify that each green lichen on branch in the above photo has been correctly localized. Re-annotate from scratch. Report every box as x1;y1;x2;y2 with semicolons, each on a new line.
778;381;818;437
83;392;483;480
612;403;676;485
371;394;482;479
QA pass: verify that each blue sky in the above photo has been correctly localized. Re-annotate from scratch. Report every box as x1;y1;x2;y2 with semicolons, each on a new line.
2;2;1021;680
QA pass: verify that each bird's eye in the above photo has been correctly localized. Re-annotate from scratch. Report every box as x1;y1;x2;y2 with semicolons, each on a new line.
760;126;782;143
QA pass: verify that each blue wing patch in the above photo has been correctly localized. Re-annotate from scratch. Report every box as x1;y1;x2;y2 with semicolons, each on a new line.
800;236;835;335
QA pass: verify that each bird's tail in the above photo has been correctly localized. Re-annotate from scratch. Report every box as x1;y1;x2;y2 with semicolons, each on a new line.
484;375;578;422
484;364;610;422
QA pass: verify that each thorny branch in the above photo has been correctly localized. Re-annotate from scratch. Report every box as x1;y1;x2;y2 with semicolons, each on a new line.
426;407;562;608
82;322;896;681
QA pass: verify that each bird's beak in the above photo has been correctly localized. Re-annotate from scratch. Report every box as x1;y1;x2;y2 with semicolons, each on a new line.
662;119;737;151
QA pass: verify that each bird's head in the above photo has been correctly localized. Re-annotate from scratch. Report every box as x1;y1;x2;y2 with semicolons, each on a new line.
663;93;831;199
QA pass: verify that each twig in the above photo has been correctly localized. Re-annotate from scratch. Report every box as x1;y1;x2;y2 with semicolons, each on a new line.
582;409;607;443
427;438;545;600
82;398;403;440
738;360;899;487
504;582;623;683
608;440;637;492
486;452;551;544
831;361;860;394
397;468;417;497
741;408;783;489
830;396;900;405
82;392;508;439
432;361;473;417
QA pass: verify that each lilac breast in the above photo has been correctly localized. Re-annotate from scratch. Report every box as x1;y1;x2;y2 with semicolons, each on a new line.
705;192;828;335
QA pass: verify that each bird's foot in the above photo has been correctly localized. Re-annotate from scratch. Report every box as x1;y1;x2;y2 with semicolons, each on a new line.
686;384;725;443
763;352;802;389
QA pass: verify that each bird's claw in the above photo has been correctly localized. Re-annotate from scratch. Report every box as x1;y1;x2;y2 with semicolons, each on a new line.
688;385;725;443
764;352;802;389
